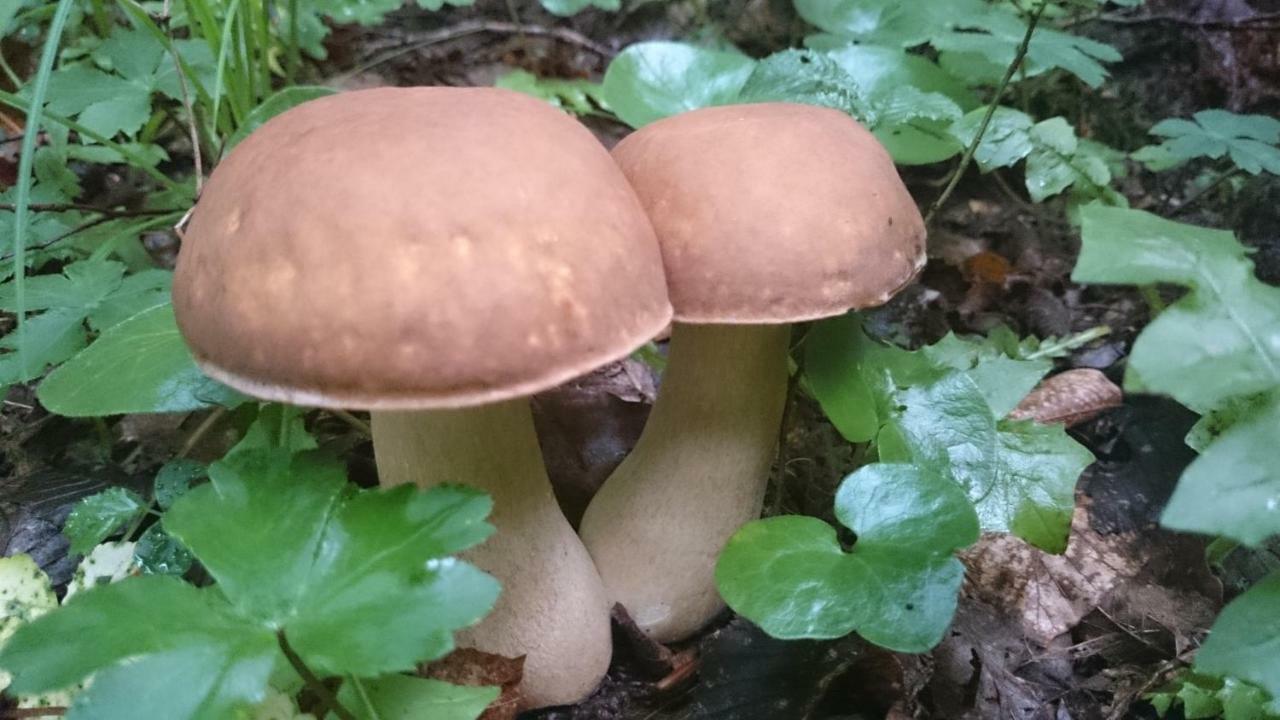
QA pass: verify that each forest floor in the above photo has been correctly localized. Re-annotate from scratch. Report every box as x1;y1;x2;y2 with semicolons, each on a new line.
3;0;1280;718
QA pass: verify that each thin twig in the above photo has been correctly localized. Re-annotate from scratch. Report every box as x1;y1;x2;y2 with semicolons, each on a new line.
0;210;181;263
330;409;371;438
1;708;67;718
158;1;204;194
1169;168;1242;217
348;19;613;79
0;202;176;217
924;0;1049;227
278;631;358;720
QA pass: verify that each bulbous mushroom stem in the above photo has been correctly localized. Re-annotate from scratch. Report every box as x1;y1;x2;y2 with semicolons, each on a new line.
371;400;612;710
580;323;790;642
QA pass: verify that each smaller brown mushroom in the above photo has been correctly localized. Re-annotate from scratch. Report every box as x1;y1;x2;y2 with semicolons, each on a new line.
580;102;927;642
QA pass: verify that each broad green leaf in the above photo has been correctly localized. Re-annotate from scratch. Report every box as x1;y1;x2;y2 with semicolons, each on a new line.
154;458;207;510
1136;109;1280;175
88;270;172;331
1163;394;1280;547
1073;207;1280;412
539;0;619;15
0;260;125;312
227;404;317;458
1196;572;1280;707
164;449;499;676
495;70;605;116
62;488;146;555
804;314;880;443
37;303;245;416
602;41;756;128
339;675;498;720
1186;393;1271;453
225;86;338;152
0;576;277;709
717;464;977;651
921;332;1052;417
133;524;195;576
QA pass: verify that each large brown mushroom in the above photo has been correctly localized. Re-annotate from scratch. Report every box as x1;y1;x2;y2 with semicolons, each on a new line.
580;103;926;642
172;87;672;708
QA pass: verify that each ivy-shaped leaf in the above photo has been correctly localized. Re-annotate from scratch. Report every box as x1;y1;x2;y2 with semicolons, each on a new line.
1195;572;1280;713
62;488;146;556
601;41;757;128
716;463;978;652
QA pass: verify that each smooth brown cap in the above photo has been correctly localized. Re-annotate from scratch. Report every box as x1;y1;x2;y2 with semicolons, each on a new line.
611;102;926;324
173;87;672;409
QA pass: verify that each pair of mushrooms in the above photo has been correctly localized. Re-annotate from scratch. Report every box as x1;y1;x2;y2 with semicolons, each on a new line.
171;88;924;710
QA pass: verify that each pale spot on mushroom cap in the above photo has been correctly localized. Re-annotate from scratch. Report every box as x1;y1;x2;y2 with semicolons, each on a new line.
452;234;473;259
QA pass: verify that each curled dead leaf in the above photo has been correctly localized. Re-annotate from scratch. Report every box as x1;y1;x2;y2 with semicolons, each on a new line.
1010;368;1122;427
420;648;524;720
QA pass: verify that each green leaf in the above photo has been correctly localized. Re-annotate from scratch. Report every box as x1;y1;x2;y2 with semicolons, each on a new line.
1163;394;1280;547
164;449;499;676
62;488;146;556
737;49;867;117
804;314;881;443
225;86;338;152
0;260;125;313
717;464;977;651
1196;572;1280;707
495;70;606;116
0;308;88;384
338;675;498;720
37;303;245;416
1073;206;1280;412
601;41;757;128
951;106;1035;171
227;404;318;458
539;0;619;15
154;458;207;510
1137;109;1280;175
87;270;172;331
133;524;194;576
0;576;277;710
921;332;1052;417
989;419;1094;553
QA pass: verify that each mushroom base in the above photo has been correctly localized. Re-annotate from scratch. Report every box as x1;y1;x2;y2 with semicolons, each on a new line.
580;322;790;642
371;400;612;709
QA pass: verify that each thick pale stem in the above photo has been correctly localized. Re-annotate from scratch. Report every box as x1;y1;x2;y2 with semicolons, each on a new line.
371;400;611;710
580;323;790;642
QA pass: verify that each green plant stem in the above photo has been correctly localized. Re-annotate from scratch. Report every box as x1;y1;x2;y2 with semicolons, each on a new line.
1170;168;1242;217
923;0;1048;227
11;0;77;382
1024;325;1112;360
277;631;358;720
0;90;185;192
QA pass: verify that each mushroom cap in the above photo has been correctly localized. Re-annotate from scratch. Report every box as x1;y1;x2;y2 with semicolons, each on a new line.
610;102;926;324
173;87;672;410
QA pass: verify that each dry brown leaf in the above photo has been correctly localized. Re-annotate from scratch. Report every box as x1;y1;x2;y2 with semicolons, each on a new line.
1010;368;1122;427
420;648;524;720
961;505;1145;644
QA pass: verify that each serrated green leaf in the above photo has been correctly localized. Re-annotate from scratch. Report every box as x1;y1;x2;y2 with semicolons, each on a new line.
133;524;194;576
37;303;245;416
0;260;125;313
737;49;868;118
154;458;207;510
227;404;318;458
717;464;977;651
1163;394;1280;546
62;488;146;555
87;269;172;331
951;106;1035;171
164;449;499;676
0;576;277;704
339;675;498;720
539;0;619;15
602;41;756;128
1073;207;1280;412
804;314;882;443
0;308;88;384
1196;572;1280;707
495;70;605;116
1139;109;1280;175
